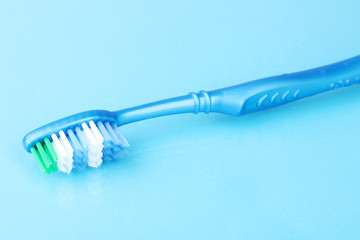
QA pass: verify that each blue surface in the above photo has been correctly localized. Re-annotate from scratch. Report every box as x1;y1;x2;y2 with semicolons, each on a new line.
1;0;360;239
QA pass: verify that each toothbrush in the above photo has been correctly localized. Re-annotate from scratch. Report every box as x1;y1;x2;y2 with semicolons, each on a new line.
23;55;360;174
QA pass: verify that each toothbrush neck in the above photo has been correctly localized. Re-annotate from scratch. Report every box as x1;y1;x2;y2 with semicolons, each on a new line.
115;91;221;125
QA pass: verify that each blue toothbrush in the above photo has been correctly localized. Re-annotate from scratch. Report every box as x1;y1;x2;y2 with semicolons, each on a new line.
23;55;360;174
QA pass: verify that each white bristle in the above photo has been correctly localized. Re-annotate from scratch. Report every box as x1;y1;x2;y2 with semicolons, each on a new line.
51;133;73;174
89;121;104;143
82;123;98;146
82;122;103;168
51;134;67;158
59;131;74;156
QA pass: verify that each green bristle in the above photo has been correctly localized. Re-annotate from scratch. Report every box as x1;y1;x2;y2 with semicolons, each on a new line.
30;139;59;174
43;138;58;166
30;147;47;174
43;145;57;174
50;164;58;173
36;142;52;169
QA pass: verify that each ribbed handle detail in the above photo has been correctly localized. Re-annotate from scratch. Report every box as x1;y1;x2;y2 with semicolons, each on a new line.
189;91;212;114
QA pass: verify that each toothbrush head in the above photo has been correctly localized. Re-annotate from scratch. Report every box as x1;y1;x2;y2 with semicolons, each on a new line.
23;110;129;174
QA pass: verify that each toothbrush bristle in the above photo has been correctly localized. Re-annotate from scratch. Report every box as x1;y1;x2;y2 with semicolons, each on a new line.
29;121;129;174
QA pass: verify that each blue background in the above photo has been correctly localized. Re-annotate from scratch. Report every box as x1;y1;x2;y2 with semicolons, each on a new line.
1;0;360;239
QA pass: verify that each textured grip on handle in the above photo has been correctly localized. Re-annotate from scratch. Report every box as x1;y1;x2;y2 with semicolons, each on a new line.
208;55;360;116
189;91;212;114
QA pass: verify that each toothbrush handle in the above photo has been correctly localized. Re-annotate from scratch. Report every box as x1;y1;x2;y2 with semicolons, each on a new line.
207;56;360;116
116;56;360;125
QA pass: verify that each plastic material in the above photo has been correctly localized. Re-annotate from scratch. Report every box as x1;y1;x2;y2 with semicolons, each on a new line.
115;55;360;124
23;55;360;156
